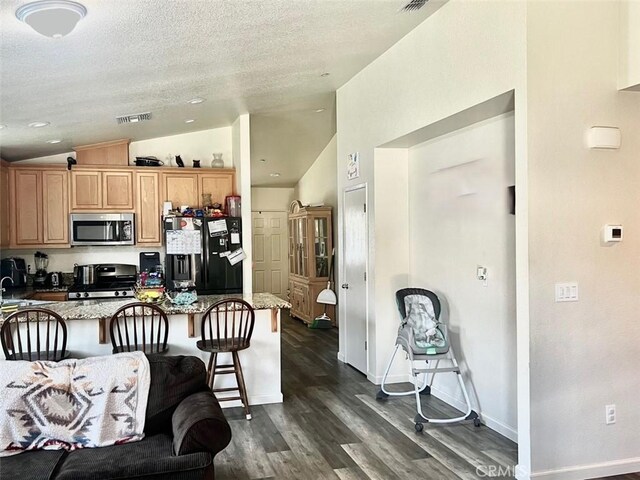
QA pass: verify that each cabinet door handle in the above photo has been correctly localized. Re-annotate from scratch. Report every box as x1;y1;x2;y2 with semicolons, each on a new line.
341;284;349;289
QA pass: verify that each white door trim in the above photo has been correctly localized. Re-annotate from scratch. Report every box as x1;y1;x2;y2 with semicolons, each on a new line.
342;183;369;375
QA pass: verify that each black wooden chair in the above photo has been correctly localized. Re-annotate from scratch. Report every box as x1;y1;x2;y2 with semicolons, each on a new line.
197;298;255;420
1;308;69;361
109;302;169;355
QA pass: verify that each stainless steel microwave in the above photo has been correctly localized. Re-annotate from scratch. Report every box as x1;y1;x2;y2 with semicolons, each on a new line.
70;213;135;246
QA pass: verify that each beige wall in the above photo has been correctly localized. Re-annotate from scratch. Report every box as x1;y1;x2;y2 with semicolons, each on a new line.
294;134;337;212
527;1;640;473
619;0;640;90
251;187;295;212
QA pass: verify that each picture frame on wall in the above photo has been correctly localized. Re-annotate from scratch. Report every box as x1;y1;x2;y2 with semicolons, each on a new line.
347;152;360;180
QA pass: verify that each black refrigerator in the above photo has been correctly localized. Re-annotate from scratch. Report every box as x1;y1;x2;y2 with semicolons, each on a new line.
164;216;243;294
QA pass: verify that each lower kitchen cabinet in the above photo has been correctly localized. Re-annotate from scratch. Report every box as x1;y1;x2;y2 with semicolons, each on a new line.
289;277;335;326
31;291;68;302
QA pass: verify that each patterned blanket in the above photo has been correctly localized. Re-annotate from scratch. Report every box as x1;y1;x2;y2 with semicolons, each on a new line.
0;352;150;456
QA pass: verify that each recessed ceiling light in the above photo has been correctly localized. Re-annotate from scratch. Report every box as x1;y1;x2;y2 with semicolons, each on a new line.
0;125;6;130
46;139;62;144
259;158;266;163
16;0;87;39
314;108;325;113
320;72;330;77
187;98;205;105
270;172;281;177
185;119;195;124
28;121;50;128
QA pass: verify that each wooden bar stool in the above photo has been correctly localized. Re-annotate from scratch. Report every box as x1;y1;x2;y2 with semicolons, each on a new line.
197;299;255;420
1;308;69;361
109;302;169;354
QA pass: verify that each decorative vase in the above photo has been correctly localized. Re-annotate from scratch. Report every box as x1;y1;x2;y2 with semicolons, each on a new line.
201;193;212;207
211;153;224;168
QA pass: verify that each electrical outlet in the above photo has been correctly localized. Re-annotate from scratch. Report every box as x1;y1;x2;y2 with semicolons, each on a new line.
605;404;616;425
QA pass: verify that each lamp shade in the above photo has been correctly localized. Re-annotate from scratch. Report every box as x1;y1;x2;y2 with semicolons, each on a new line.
16;1;87;38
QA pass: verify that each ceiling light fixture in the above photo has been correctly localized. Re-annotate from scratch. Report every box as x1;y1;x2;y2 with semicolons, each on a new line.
187;98;205;105
320;72;330;77
16;0;87;39
0;125;6;130
270;172;281;177
259;159;266;163
315;108;325;113
185;119;195;124
28;121;50;128
46;139;62;144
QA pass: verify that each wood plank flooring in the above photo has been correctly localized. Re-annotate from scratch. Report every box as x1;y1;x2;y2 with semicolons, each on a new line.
214;311;633;480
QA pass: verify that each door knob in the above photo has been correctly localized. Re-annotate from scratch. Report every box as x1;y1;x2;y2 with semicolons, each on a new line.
341;283;349;289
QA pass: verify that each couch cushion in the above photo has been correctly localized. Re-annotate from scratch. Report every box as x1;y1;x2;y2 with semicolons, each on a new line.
0;450;66;480
145;355;208;435
54;433;212;480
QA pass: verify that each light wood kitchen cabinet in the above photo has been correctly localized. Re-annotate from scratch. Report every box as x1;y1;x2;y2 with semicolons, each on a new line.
0;163;9;248
42;170;69;244
287;203;334;325
9;167;69;248
30;291;68;302
161;173;200;208
199;171;235;207
136;171;161;245
71;170;133;211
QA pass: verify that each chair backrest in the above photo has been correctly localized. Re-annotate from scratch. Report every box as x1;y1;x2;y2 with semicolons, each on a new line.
200;299;255;351
0;308;67;361
110;302;169;354
395;288;442;321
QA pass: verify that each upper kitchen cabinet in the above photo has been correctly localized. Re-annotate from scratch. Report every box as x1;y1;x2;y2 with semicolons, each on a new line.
9;167;69;248
161;172;199;208
199;170;235;206
136;171;161;245
70;170;133;211
74;139;130;166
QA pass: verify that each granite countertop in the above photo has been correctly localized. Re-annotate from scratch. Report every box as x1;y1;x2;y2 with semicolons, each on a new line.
1;293;290;323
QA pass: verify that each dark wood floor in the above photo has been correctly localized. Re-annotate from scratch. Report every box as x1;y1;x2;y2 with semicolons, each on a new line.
215;311;522;479
215;312;640;480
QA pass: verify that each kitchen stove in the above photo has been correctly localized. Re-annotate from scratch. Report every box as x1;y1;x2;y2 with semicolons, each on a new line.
67;263;137;301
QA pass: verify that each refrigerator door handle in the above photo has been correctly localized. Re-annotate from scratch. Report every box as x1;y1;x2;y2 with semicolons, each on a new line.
203;228;210;284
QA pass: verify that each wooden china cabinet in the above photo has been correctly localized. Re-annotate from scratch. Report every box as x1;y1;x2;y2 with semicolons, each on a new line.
287;201;334;325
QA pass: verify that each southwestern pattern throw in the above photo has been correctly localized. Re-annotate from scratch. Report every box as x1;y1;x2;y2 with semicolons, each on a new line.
0;352;150;456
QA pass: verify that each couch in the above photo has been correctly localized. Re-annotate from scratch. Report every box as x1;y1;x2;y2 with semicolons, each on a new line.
0;355;232;480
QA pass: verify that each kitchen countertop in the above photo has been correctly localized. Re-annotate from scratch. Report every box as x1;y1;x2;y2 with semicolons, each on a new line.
0;292;290;324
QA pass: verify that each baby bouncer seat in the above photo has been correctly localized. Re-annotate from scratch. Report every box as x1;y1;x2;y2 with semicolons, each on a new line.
376;288;480;432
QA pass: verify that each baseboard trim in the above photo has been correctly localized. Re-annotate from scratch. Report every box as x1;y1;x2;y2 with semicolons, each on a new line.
219;393;283;409
368;372;411;385
337;351;345;363
515;464;530;480
530;457;640;480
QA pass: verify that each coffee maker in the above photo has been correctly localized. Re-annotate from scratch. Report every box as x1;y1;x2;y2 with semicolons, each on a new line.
0;258;27;288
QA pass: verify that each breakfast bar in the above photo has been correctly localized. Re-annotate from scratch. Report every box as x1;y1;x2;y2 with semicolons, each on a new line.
1;293;290;408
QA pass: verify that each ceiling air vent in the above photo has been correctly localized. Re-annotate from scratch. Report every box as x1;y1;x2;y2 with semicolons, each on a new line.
401;0;428;12
116;112;152;124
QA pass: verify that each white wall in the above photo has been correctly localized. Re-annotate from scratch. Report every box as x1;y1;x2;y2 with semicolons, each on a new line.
294;134;337;211
13;126;233;167
336;0;530;473
527;1;640;475
232;114;253;295
251;187;295;212
407;113;516;440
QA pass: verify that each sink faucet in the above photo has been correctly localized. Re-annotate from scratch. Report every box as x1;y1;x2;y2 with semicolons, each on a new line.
0;276;14;305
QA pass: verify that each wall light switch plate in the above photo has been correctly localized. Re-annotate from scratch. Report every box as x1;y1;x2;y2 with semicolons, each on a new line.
555;282;579;302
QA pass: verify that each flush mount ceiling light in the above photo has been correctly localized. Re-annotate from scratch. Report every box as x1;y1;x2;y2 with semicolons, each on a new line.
46;139;61;144
314;108;325;113
0;125;6;129
28;121;50;128
16;0;87;38
270;172;281;177
187;98;205;105
184;119;195;124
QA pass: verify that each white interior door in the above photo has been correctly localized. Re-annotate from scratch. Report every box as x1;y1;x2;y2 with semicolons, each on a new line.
343;186;368;374
252;211;288;298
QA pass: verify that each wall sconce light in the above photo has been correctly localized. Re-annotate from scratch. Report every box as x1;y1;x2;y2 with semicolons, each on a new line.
587;126;621;150
16;0;87;39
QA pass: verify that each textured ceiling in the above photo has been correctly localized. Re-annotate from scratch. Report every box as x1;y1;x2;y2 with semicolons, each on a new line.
0;0;444;186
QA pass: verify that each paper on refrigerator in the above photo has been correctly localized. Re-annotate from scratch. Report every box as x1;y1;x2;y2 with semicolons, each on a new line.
166;230;202;255
227;248;247;266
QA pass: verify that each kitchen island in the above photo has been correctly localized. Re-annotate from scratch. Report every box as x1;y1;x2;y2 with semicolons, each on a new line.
0;293;290;408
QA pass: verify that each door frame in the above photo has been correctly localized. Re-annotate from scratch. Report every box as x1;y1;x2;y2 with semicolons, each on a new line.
341;183;369;375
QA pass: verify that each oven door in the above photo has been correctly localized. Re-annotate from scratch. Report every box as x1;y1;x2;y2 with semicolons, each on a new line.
70;213;135;246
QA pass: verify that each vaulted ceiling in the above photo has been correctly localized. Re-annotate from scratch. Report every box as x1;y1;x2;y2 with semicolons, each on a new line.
0;0;445;185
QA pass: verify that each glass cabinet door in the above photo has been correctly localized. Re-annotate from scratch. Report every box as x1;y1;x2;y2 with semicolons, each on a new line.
314;217;329;278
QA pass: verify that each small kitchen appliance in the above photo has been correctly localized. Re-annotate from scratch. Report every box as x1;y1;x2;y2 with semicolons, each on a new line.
70;213;135;246
33;251;49;288
0;258;27;288
67;264;137;300
46;272;63;288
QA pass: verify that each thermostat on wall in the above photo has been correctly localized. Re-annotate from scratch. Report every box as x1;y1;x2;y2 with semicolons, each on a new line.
603;224;623;243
